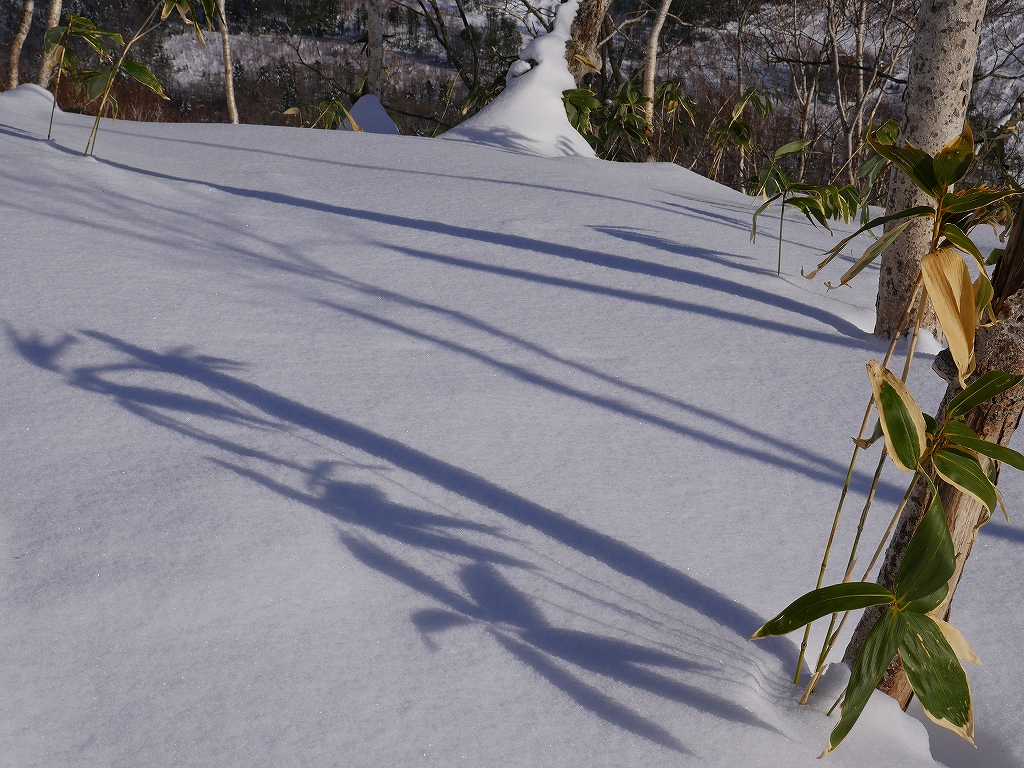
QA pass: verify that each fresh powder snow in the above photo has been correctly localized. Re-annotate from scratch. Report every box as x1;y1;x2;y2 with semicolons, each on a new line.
2;21;1023;766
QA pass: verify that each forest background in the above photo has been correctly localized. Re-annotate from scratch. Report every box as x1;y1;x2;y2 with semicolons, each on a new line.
1;0;1022;192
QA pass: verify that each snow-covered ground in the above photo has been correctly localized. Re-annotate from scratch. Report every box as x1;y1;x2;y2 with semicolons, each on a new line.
2;35;1023;765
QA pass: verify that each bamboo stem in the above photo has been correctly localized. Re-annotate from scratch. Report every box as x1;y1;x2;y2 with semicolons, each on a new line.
798;276;925;699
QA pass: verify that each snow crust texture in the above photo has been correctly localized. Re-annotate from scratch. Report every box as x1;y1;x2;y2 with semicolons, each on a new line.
2;83;1023;768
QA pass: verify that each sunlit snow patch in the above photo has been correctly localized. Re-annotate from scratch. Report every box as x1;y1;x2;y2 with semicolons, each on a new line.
442;0;596;158
344;94;400;135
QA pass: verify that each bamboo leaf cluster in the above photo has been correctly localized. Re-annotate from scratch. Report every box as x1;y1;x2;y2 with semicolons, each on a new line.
754;371;1022;753
754;120;1024;755
44;2;217;155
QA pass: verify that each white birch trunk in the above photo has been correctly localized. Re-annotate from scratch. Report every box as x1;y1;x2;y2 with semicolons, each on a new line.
7;0;35;90
873;0;988;338
642;0;672;132
217;0;239;123
36;0;62;88
366;0;385;96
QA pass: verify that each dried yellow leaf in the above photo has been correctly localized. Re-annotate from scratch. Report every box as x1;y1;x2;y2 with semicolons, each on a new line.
921;249;976;386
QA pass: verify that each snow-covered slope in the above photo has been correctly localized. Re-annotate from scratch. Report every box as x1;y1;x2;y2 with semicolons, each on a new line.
2;82;1023;767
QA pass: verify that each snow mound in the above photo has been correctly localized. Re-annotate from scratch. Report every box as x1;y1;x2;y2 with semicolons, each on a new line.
0;83;56;116
442;0;596;158
345;94;400;135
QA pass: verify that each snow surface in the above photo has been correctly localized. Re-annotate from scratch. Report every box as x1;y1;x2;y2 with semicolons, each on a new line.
442;0;595;158
345;95;401;135
2;77;1024;767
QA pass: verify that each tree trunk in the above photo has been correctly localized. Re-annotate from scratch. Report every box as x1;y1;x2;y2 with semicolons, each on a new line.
568;0;612;82
36;0;62;88
217;0;239;123
642;0;672;140
7;0;35;90
847;203;1024;708
874;0;987;339
367;0;386;96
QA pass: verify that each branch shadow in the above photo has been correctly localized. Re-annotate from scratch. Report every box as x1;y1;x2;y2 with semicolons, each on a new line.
7;325;812;752
8;327;795;669
92;158;873;349
381;243;880;353
314;297;891;491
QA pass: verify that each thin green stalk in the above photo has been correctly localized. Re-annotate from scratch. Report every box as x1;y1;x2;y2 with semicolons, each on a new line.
794;276;923;689
810;447;887;671
777;190;786;276
799;471;921;703
794;414;868;685
47;49;64;140
826;690;845;717
85;6;162;156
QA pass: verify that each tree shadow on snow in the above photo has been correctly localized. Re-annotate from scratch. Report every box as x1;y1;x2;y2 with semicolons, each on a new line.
92;158;875;351
8;326;800;752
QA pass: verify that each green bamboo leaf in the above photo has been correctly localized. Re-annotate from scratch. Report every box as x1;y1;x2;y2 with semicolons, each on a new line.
939;222;985;269
82;68;113;101
932;124;975;188
893;477;954;605
900;583;949;614
866;137;942;198
774;138;811;158
802;206;934;280
825;220;913;289
823;607;907;756
202;0;219;28
946;372;1024;419
974;271;994;318
943;188;1016;214
934;448;998;514
44;25;67;52
749;194;781;243
787;196;830;230
900;612;974;743
120;60;169;99
943;420;1024;471
867;360;927;472
750;582;895;639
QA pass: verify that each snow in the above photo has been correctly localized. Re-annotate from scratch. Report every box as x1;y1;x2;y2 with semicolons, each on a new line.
443;0;595;158
2;73;1023;767
345;94;400;134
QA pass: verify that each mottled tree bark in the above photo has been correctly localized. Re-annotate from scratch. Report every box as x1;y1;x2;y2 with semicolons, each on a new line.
366;0;386;96
874;0;988;339
567;0;612;82
7;0;35;90
36;0;62;88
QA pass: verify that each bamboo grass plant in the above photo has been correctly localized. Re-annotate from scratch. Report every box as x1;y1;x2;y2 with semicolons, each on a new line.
751;122;1024;755
44;1;218;156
